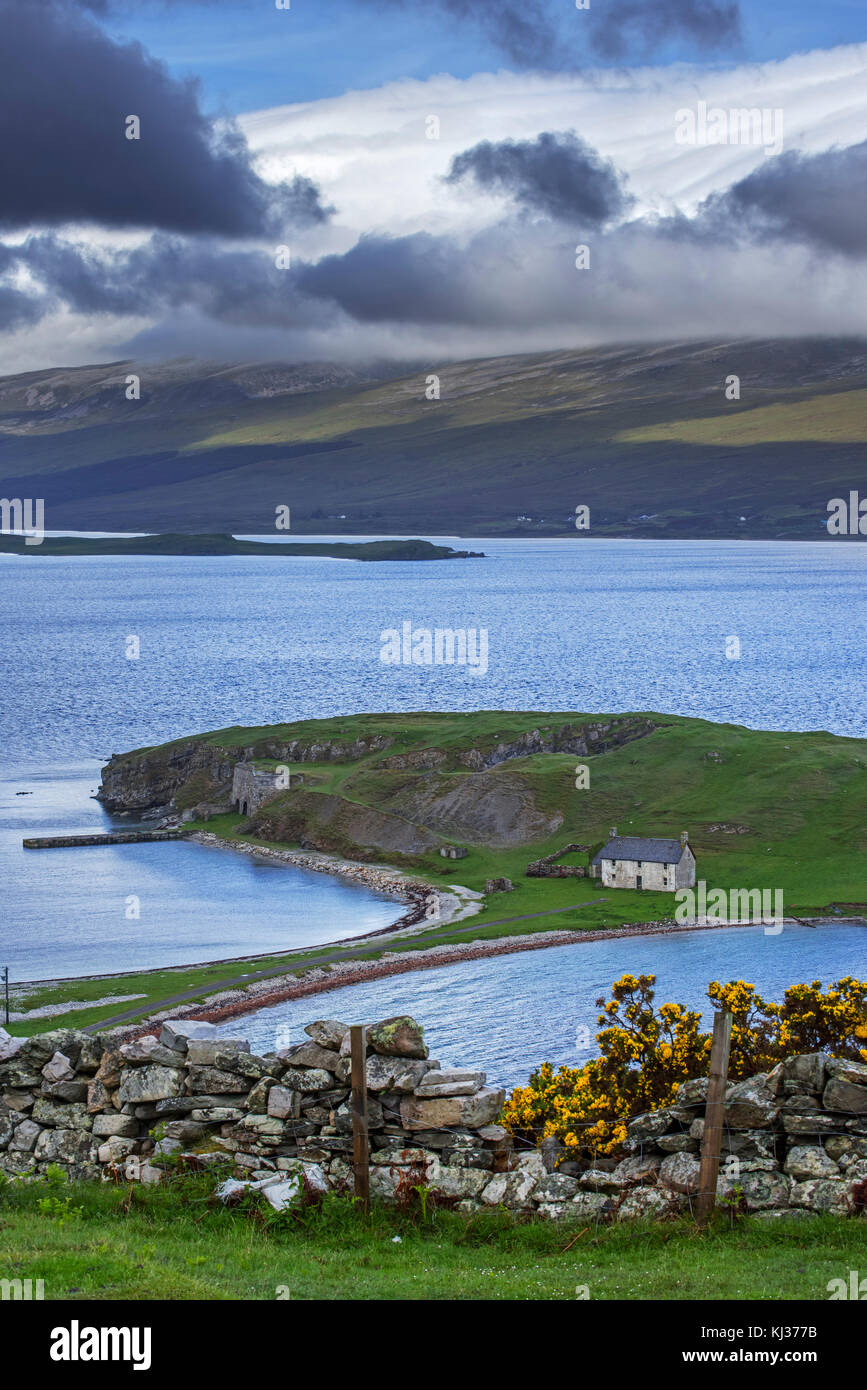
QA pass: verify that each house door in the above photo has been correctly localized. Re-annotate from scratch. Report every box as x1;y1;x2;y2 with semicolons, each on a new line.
636;875;642;890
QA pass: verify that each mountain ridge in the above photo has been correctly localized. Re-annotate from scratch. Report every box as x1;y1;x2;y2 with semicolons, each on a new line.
2;338;865;538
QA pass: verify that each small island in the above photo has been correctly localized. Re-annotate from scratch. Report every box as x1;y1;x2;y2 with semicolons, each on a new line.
0;533;484;562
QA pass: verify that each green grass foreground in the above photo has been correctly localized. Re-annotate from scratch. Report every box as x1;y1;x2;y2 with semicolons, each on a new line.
0;1174;862;1301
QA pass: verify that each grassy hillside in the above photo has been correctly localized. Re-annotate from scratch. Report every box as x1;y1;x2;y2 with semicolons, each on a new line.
2;338;865;537
108;710;867;919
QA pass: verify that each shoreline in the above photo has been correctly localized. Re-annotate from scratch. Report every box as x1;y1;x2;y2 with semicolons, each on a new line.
132;914;867;1036
187;829;484;936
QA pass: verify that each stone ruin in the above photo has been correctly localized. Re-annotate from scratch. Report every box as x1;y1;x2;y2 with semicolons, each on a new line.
1;1022;865;1220
525;843;589;878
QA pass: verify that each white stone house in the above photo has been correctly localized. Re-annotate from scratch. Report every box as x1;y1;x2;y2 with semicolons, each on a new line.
590;830;695;892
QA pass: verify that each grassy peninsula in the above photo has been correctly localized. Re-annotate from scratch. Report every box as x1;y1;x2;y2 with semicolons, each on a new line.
10;710;865;1036
0;533;483;561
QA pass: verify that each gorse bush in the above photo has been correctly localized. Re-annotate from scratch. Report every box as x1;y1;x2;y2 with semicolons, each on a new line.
502;974;867;1162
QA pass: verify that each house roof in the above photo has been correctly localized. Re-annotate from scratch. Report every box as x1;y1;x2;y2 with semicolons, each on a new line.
592;836;687;866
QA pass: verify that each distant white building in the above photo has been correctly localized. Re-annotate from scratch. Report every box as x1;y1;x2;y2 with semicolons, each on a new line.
590;829;696;892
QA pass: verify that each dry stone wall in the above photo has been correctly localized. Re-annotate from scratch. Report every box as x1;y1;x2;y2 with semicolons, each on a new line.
1;1022;866;1220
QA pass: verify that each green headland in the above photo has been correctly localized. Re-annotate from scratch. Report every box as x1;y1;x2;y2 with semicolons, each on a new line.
11;710;863;1036
0;534;483;561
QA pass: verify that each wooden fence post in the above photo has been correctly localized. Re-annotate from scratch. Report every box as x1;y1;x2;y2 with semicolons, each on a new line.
696;1008;733;1226
350;1024;370;1214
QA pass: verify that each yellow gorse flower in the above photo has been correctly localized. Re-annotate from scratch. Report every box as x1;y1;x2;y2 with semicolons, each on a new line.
501;973;867;1162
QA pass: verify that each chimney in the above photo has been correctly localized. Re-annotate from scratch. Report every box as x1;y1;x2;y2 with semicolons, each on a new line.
610;826;618;838
680;830;689;847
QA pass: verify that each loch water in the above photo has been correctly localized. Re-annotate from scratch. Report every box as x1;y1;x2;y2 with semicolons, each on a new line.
1;537;864;987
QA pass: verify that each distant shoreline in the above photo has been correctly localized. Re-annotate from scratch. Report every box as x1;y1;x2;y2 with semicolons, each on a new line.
0;533;483;562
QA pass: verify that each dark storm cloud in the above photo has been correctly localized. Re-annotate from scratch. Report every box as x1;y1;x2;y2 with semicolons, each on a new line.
588;0;741;60
0;0;331;235
358;0;740;65
295;234;471;325
8;234;329;329
698;140;867;258
445;132;631;224
4;137;866;345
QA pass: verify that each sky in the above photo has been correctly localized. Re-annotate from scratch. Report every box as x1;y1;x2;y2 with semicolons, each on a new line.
0;0;865;371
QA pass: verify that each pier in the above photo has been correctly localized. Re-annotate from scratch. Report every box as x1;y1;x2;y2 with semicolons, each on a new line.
22;831;187;849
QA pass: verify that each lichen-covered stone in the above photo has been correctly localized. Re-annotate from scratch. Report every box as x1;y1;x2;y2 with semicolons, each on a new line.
41;1052;76;1085
826;1135;867;1166
612;1154;663;1185
823;1077;867;1115
657;1133;698;1154
91;1112;139;1138
364;1055;434;1093
184;1067;252;1095
675;1077;709;1106
784;1146;840;1181
774;1053;828;1093
481;1170;537;1207
789;1178;851;1214
120;1037;184;1068
367;1016;428;1060
724;1077;778;1129
400;1089;505;1131
303;1020;350;1050
626;1106;692;1140
159;1019;219;1051
10;1119;41;1152
617;1186;683;1221
31;1098;92;1131
117;1065;185;1105
430;1166;489;1199
825;1058;867;1087
531;1172;580;1203
279;1042;340;1072
659;1152;701;1194
717;1169;791;1211
278;1067;335;1094
415;1068;485;1097
34;1128;97;1166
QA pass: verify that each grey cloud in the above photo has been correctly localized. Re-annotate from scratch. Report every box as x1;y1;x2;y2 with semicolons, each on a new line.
589;0;741;60
359;0;740;65
445;132;632;224
698;140;867;258
10;234;328;330
0;0;331;236
4;140;866;349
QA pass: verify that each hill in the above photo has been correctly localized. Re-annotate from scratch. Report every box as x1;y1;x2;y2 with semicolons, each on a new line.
99;710;867;918
3;339;866;538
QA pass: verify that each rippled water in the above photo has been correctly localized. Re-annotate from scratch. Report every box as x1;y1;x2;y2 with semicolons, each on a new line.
1;538;864;981
0;769;398;980
217;922;867;1091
